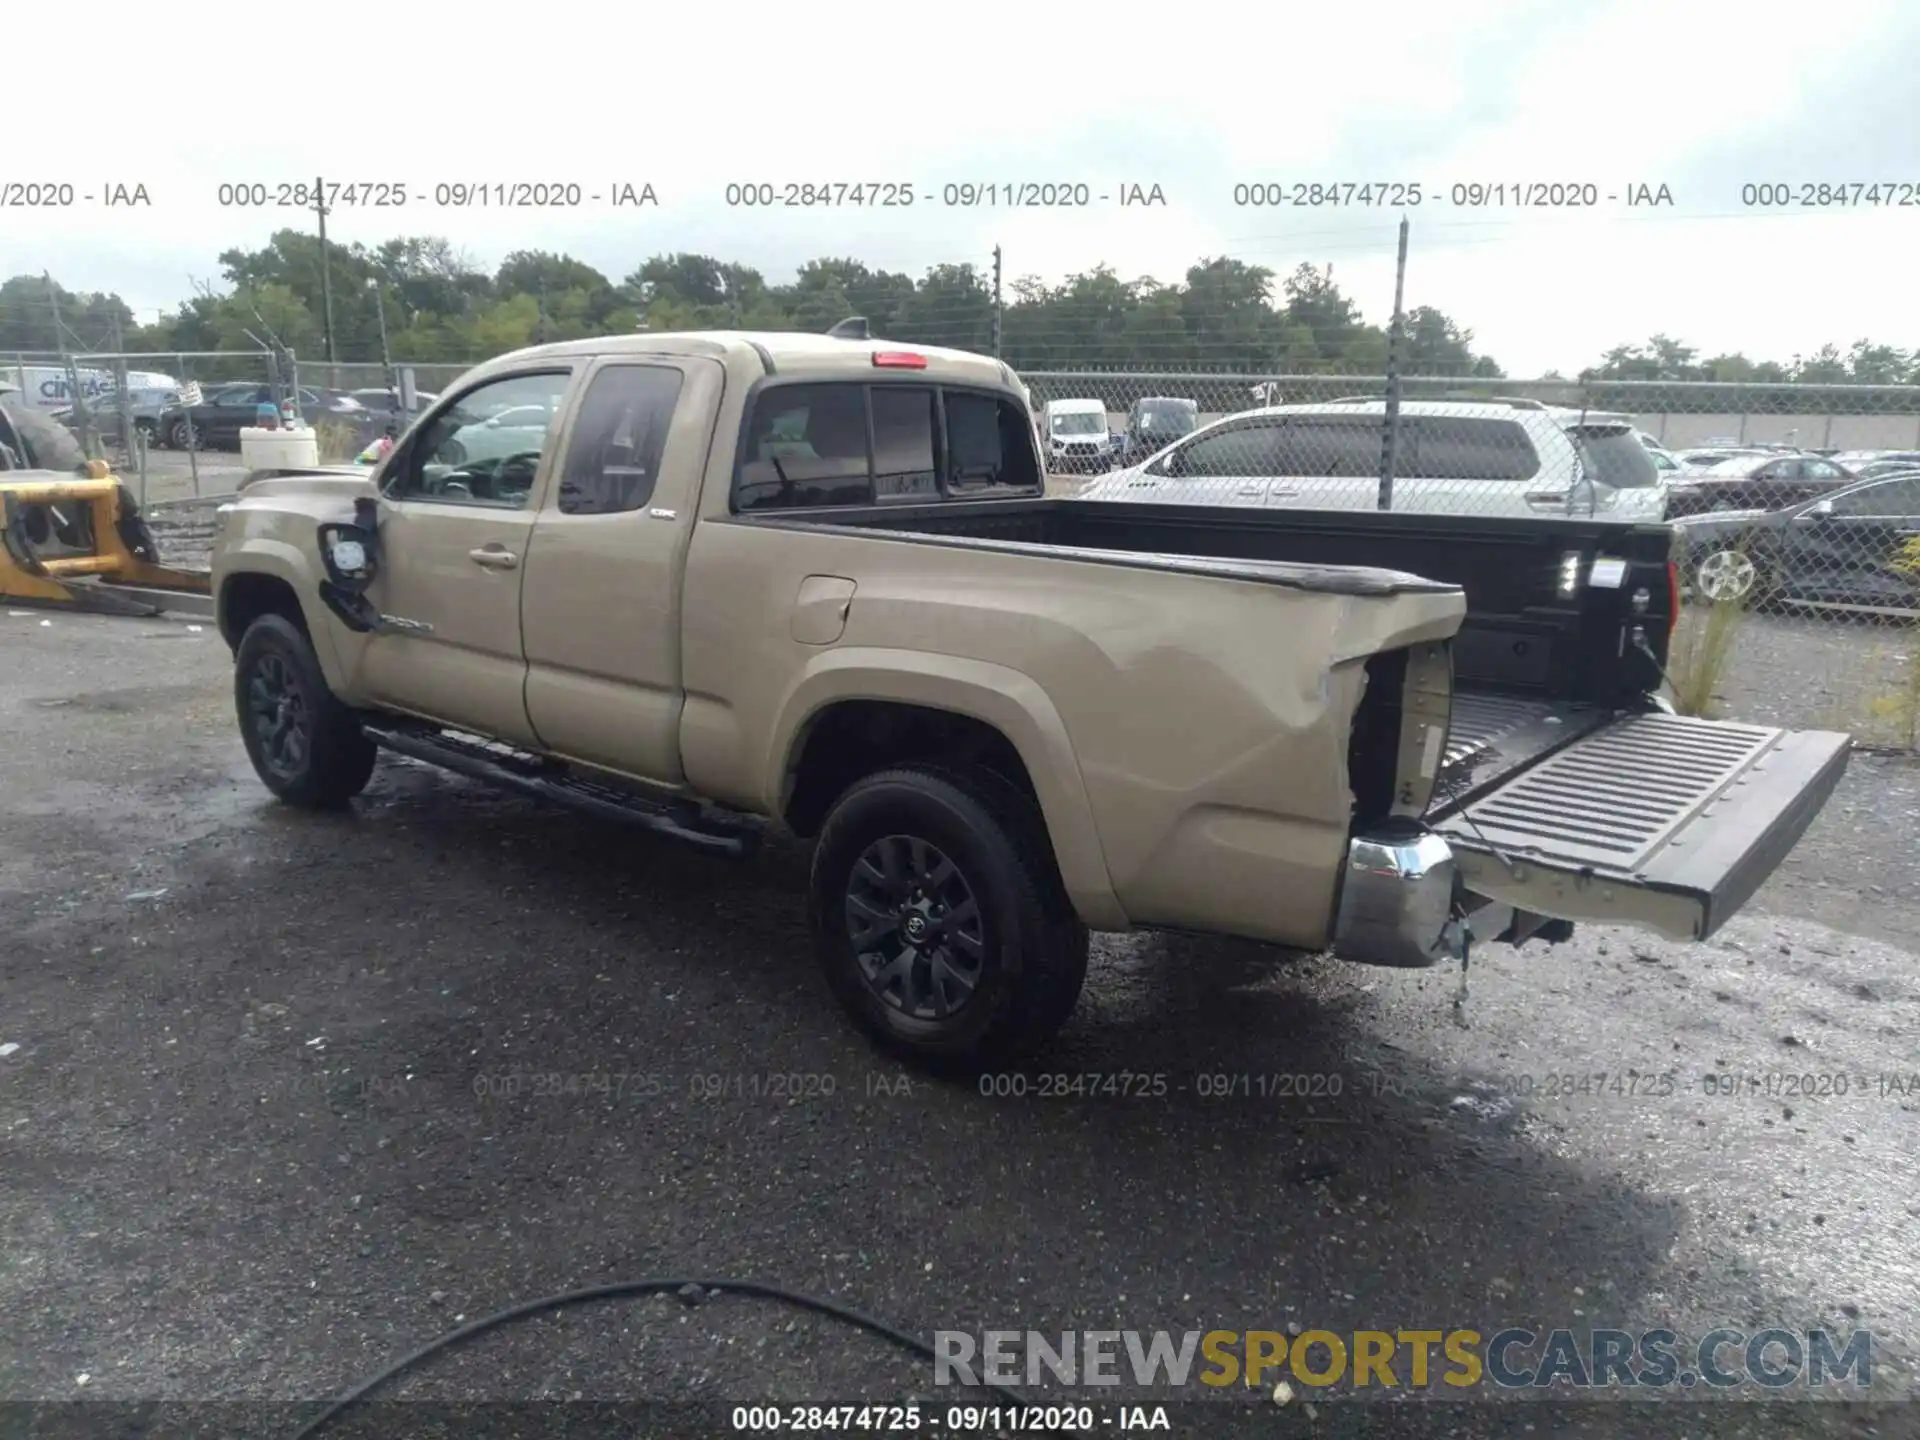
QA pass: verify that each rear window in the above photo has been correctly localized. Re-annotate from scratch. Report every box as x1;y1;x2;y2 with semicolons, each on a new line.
1568;426;1661;489
1135;402;1196;437
1398;417;1540;482
734;382;1040;513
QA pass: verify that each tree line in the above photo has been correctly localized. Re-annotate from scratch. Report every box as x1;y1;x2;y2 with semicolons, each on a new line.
0;230;1915;386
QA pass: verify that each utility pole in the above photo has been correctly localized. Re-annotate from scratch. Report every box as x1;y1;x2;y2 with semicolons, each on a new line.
990;244;1003;359
1377;216;1411;512
314;175;337;391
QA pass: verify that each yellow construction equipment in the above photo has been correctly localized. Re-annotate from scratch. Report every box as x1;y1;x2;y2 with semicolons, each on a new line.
1;464;214;615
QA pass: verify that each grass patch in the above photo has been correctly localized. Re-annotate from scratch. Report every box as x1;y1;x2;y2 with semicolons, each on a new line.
1862;538;1920;749
1666;596;1750;718
314;418;362;464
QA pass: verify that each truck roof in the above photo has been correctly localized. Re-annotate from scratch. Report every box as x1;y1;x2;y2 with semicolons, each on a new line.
469;330;1022;393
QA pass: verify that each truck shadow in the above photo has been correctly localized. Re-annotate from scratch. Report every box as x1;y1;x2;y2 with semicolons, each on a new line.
314;767;1702;1331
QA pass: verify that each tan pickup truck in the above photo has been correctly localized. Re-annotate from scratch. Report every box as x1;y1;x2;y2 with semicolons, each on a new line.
211;327;1851;1068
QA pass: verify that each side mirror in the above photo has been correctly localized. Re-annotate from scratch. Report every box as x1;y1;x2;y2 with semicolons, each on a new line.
1804;499;1835;518
314;498;385;632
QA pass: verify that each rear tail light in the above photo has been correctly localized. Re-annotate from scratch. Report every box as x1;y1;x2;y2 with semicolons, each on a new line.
871;351;927;369
1666;560;1681;637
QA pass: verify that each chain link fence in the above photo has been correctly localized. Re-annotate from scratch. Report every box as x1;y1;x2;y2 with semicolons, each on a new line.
10;342;1917;749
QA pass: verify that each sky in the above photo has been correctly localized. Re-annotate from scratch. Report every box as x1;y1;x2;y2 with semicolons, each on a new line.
5;0;1918;375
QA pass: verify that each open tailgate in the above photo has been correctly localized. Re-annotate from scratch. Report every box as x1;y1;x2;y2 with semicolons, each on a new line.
1431;711;1851;942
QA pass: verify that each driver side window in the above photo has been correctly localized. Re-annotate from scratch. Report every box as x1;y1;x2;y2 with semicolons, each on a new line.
389;371;572;508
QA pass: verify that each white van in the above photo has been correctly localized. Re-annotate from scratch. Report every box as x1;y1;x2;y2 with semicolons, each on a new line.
0;363;115;412
1041;397;1112;473
1078;398;1666;521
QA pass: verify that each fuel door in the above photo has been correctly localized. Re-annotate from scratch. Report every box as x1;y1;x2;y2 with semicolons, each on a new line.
791;575;857;645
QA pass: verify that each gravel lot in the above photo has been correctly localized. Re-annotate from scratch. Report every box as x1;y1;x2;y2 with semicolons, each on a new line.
1;517;1916;1437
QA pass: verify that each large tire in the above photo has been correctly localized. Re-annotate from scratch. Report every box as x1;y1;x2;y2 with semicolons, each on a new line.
809;762;1089;1072
233;613;377;808
0;402;86;471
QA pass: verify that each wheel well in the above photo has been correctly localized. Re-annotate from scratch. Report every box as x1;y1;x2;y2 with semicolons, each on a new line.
782;701;1040;839
219;572;307;651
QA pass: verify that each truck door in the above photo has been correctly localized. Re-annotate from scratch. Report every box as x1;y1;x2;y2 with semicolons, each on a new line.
356;366;579;746
518;356;722;786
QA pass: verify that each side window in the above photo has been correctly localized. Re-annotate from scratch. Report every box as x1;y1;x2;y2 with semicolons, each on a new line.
1834;479;1920;517
1157;421;1285;478
1756;459;1796;481
390;371;571;508
871;387;939;499
1403;418;1539;481
213;385;257;407
557;365;684;515
943;390;1040;493
735;383;872;512
1803;460;1841;480
1279;419;1389;476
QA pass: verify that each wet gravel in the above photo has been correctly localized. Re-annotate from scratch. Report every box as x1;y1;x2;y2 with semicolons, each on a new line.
0;610;1914;1440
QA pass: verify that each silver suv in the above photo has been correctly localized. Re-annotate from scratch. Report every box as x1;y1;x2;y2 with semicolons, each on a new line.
1078;398;1665;520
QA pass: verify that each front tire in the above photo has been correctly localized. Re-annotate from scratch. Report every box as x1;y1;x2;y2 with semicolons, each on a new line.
234;613;377;808
809;763;1089;1072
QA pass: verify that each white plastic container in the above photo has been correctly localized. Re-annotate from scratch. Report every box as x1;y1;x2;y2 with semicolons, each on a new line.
239;425;319;471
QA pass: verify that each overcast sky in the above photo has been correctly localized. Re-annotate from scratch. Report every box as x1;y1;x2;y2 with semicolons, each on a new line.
6;0;1918;374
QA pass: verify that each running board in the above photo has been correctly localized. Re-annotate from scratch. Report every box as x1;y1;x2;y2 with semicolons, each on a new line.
1433;712;1851;942
360;722;760;858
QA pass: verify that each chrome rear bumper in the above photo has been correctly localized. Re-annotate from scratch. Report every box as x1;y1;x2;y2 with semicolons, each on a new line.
1331;826;1458;969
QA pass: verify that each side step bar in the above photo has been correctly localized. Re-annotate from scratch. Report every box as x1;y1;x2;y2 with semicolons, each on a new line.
360;722;762;859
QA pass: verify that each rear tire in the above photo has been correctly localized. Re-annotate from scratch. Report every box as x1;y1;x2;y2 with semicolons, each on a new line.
234;613;377;808
1689;546;1773;608
809;763;1089;1073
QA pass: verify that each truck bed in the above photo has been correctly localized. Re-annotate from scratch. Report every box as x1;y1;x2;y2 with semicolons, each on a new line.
746;493;1677;713
744;496;1846;943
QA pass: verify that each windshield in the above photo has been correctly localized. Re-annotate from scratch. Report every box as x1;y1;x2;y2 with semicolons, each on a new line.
1570;427;1661;488
1050;411;1105;436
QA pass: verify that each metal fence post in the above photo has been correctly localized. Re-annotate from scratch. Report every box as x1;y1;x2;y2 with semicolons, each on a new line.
1377;217;1411;511
181;352;201;498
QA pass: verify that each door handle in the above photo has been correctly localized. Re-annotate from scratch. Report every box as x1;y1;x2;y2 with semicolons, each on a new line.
1269;488;1299;499
1235;486;1263;496
468;546;519;570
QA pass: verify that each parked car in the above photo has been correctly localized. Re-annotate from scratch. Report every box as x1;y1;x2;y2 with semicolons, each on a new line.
208;325;1848;1067
1078;398;1666;520
1675;471;1920;612
1663;453;1857;519
1854;457;1920;481
54;382;183;445
1041;397;1111;472
159;385;364;451
426;400;561;480
344;386;441;421
1111;396;1199;469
